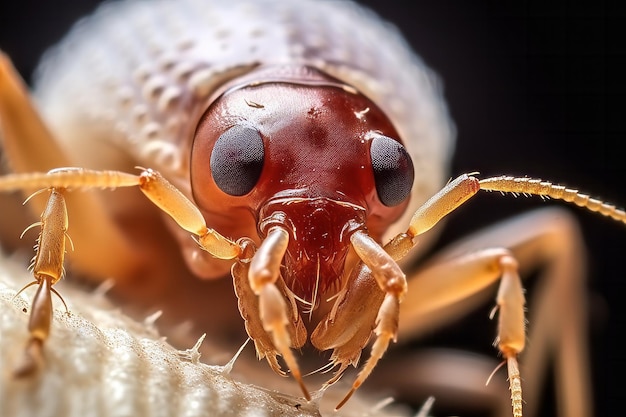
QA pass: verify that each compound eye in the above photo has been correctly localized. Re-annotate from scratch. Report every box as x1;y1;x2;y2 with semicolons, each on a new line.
370;135;414;206
210;125;265;196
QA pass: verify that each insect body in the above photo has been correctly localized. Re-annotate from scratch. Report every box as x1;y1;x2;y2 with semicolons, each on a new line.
0;1;623;416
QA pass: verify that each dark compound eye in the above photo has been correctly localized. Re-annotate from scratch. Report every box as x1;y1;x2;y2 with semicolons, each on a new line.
210;125;265;196
370;135;414;206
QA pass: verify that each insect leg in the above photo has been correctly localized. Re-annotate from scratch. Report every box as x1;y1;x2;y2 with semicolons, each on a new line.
384;174;620;417
387;247;526;416
136;169;240;260
392;208;592;417
13;189;68;377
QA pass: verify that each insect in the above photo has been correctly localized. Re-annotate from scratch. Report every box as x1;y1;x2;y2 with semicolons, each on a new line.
0;0;620;416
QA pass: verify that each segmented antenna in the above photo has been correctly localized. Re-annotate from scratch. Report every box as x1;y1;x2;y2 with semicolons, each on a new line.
479;176;626;224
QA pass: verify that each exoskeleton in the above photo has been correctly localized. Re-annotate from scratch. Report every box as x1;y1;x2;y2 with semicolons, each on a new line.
0;1;623;417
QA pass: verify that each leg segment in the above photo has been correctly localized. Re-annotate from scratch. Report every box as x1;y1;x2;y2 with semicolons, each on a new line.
0;168;244;378
396;208;591;417
398;247;527;416
12;189;69;377
0;168;241;260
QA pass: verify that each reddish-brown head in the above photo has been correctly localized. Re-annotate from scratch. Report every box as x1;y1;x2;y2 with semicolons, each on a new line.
191;66;413;303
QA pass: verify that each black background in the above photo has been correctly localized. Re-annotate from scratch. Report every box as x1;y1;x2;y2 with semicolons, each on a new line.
1;1;624;416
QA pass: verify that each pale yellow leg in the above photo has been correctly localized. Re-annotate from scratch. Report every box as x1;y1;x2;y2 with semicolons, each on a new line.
0;167;247;379
394;208;591;417
12;189;68;377
391;247;525;416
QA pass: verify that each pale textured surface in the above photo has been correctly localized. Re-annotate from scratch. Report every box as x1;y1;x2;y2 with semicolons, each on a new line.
0;251;411;417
